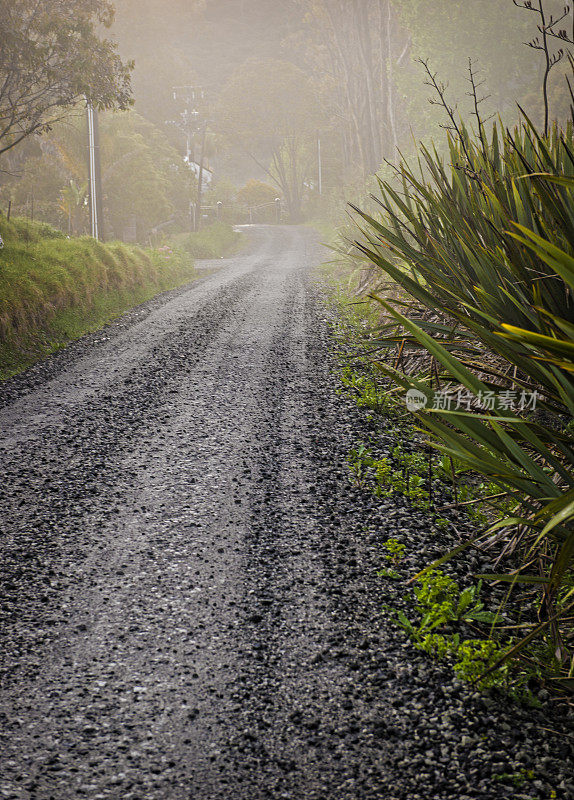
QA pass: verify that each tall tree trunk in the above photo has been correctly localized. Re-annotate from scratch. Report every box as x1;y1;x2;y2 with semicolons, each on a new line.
324;0;367;172
377;0;391;161
386;0;399;160
352;0;380;173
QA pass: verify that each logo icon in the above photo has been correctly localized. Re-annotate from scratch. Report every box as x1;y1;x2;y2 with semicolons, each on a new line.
406;389;428;412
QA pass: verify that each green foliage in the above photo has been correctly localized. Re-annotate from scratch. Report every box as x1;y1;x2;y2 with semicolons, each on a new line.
339;367;391;413
60;180;88;236
493;768;536;787
327;238;570;695
100;111;193;241
347;439;431;508
347;443;374;489
236;179;279;208
414;569;498;630
382;538;406;563
0;0;132;156
217;58;325;221
0;217;198;377
0;216;66;244
393;0;553;130
354;114;574;681
0;111;194;242
378;538;406;579
396;569;517;691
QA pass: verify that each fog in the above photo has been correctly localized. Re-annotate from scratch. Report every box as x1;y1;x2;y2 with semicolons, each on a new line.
111;0;570;201
1;0;571;232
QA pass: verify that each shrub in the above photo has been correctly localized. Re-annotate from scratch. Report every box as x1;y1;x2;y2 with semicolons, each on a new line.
353;116;574;684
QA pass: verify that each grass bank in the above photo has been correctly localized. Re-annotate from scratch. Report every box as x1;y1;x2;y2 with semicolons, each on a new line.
0;217;206;378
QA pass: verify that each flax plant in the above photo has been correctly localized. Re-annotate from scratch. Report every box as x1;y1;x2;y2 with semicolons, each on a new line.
352;116;574;685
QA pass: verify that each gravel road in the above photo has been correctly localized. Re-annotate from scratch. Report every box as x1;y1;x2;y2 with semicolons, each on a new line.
0;225;573;800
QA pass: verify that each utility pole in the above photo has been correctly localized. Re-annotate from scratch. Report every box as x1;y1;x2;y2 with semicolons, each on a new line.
170;85;206;232
87;100;103;240
196;121;208;232
318;135;323;196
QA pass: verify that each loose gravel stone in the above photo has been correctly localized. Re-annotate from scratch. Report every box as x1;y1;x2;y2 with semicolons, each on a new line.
0;226;572;800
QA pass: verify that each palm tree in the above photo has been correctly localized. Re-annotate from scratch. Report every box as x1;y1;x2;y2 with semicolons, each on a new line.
59;180;87;235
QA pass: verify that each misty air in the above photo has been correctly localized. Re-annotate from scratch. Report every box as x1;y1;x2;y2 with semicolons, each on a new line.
0;2;573;798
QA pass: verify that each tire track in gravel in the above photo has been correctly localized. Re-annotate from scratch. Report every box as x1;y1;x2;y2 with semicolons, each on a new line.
0;225;350;799
1;225;573;800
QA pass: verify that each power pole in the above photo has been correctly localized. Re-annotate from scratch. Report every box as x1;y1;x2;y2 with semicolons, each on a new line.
318;135;323;196
170;85;206;232
87;100;103;240
196;121;208;232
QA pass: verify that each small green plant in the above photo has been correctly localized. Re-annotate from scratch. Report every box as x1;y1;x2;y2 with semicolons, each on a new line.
414;569;498;629
383;538;406;564
347;442;375;488
493;768;535;787
339;367;382;411
453;638;502;684
347;440;433;508
395;569;518;689
378;538;406;579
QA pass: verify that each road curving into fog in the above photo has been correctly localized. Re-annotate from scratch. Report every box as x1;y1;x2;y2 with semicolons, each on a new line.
0;225;573;800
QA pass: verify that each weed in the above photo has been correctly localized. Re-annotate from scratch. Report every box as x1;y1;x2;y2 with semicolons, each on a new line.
378;538;406;580
347;438;432;508
347;443;375;488
493;768;535;787
394;569;541;699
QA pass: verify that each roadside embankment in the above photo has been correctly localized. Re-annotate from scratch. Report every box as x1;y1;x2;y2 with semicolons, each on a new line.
0;218;238;378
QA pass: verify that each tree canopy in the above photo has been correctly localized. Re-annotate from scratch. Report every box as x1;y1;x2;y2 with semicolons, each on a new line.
0;0;133;156
0;111;192;240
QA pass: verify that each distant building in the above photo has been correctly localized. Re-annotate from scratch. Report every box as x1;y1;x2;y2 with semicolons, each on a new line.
185;158;213;189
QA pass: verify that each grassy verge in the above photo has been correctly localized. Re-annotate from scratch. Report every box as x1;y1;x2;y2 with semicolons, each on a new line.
170;221;242;260
0;217;202;378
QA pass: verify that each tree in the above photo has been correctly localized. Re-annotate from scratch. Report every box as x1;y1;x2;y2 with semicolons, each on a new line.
293;0;411;176
293;0;555;176
60;180;88;235
0;0;133;157
217;58;325;221
0;111;194;240
100;112;193;240
391;0;546;131
236;180;279;208
512;0;574;134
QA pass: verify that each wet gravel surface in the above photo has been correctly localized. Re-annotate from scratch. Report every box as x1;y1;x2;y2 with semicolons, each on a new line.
0;225;573;800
